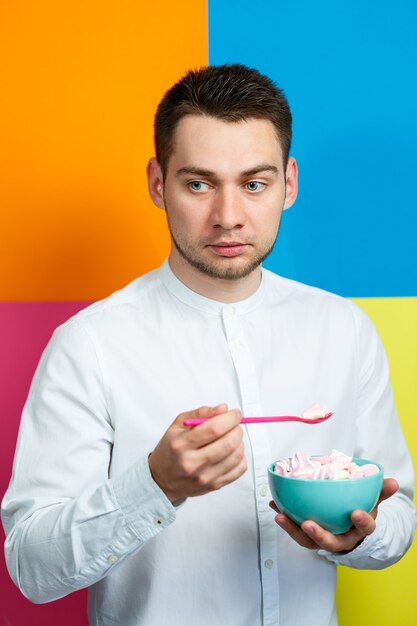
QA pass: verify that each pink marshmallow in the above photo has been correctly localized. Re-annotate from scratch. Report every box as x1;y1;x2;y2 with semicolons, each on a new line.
274;450;380;480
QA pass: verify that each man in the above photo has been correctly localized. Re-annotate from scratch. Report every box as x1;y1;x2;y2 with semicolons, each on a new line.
2;64;416;626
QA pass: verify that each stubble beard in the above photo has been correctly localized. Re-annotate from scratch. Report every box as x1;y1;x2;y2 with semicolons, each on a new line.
165;212;280;281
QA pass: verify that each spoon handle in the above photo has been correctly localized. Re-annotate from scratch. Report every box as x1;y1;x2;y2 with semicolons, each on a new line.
183;413;333;426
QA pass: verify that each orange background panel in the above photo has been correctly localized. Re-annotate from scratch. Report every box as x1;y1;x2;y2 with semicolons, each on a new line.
0;0;207;301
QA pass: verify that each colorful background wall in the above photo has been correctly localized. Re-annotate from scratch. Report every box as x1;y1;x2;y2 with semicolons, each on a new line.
1;1;416;624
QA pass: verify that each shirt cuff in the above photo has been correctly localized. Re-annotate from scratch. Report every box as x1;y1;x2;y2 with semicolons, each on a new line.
110;455;177;542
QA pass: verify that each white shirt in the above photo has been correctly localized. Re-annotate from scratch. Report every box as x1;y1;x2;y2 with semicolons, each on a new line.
2;260;416;626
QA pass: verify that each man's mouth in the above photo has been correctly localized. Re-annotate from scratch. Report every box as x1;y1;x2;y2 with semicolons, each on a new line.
208;242;248;257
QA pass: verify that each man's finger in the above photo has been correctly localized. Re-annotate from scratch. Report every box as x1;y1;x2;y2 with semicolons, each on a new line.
204;452;248;492
269;500;279;514
183;408;242;448
276;514;318;549
350;510;376;536
377;478;398;505
197;428;244;466
268;503;318;549
174;404;228;431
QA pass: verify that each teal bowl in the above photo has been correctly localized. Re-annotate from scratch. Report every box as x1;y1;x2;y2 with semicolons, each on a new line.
268;457;384;535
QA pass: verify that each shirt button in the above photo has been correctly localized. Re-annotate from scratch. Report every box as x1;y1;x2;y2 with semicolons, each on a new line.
107;554;118;564
264;559;274;569
229;306;236;315
234;339;244;350
155;518;164;526
259;484;268;497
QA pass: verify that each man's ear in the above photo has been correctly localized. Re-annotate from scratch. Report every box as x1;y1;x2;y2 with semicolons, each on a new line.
146;157;165;209
283;157;298;210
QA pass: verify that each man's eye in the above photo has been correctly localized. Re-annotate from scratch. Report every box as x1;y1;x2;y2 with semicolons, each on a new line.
189;181;209;192
246;181;265;192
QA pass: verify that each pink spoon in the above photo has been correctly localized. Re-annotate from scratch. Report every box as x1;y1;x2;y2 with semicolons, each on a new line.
183;412;333;426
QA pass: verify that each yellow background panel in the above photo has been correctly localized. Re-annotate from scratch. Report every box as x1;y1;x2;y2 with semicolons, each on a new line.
0;1;207;300
337;297;417;626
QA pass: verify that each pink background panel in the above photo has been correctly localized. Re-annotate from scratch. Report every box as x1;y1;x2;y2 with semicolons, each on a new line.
0;302;90;625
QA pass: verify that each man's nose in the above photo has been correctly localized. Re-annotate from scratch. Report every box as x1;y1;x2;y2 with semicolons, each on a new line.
211;187;244;230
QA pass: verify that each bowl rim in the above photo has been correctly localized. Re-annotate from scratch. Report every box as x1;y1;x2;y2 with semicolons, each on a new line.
268;456;383;483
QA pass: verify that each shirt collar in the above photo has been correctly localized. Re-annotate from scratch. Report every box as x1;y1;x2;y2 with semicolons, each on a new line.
157;259;266;316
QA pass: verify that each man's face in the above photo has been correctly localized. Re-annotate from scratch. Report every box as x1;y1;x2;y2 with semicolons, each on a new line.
148;115;297;282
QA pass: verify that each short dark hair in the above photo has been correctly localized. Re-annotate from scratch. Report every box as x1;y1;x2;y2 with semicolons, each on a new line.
154;63;292;178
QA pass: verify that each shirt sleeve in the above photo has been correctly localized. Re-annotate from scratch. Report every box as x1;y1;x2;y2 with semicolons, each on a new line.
1;321;177;603
319;303;416;568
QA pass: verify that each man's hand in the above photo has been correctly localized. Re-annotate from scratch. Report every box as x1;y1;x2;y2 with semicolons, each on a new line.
148;404;247;502
269;478;398;552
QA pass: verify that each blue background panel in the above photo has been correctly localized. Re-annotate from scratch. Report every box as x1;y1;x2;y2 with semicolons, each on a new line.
208;0;417;297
